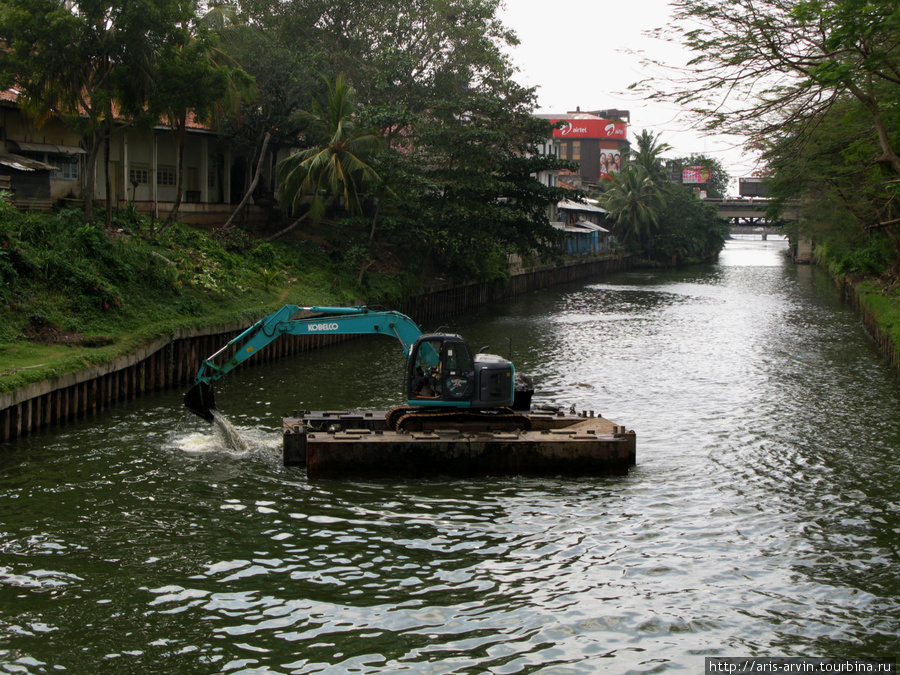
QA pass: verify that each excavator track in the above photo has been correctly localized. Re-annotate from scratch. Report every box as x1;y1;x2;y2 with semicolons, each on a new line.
386;406;531;433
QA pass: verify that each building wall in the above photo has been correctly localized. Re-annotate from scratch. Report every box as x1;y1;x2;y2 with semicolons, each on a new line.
4;168;50;201
1;108;85;201
2;99;269;219
544;110;630;187
101;128;227;208
528;137;560;223
560;138;627;185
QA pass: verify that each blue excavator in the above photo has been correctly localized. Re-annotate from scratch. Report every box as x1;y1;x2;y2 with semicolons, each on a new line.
183;305;534;431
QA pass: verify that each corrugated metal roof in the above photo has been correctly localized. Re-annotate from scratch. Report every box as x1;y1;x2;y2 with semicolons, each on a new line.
7;140;85;154
558;199;607;214
0;153;58;171
553;222;600;234
573;220;610;233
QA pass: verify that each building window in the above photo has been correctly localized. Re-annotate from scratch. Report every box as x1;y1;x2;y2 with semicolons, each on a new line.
572;141;581;160
157;166;177;187
50;154;79;181
129;166;149;185
560;144;568;160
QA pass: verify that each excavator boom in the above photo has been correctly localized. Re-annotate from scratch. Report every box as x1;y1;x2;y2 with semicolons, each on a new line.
184;305;426;421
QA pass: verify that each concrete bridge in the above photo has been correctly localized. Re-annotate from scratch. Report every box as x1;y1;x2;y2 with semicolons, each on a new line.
703;197;800;225
729;225;783;240
704;197;774;225
702;197;797;238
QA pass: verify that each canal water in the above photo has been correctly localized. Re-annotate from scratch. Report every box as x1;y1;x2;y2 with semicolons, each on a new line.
2;239;900;673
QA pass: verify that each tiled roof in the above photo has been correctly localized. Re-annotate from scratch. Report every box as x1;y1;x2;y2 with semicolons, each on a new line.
1;89;212;131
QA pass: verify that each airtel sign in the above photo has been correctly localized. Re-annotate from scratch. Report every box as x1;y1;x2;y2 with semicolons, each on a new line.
552;119;628;139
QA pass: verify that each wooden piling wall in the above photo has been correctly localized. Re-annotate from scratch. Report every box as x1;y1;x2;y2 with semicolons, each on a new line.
0;253;631;444
840;278;900;371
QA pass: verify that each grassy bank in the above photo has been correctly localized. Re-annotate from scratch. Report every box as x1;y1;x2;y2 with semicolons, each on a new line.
854;280;900;354
0;200;419;394
810;236;900;367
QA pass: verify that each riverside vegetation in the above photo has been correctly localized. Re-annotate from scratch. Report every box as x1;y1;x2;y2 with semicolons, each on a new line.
5;191;900;404
0;197;423;395
635;0;900;362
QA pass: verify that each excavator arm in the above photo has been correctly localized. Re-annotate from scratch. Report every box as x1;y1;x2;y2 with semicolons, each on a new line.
184;305;427;421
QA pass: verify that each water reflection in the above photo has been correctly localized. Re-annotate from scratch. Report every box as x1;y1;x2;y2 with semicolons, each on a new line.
2;240;900;672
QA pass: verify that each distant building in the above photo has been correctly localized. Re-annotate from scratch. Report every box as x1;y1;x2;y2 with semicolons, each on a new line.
527;134;561;223
1;88;273;224
536;108;629;189
554;198;613;254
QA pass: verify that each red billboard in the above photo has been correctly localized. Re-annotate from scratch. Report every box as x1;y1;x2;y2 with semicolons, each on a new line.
551;118;628;140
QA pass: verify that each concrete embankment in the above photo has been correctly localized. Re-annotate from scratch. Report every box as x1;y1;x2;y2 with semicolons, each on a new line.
0;253;631;443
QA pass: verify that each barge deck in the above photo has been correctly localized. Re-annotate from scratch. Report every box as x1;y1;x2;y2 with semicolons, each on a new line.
283;408;636;478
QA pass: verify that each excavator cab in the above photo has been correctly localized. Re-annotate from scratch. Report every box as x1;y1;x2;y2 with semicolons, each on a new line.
406;334;514;408
408;335;473;401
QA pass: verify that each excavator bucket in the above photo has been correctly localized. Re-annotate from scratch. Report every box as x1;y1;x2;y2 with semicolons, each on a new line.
184;382;216;423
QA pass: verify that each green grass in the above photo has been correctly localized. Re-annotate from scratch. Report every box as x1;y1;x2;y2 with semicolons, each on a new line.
813;234;900;364
856;280;900;349
0;200;414;393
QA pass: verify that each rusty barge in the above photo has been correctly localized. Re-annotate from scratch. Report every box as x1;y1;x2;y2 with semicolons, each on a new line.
283;407;636;479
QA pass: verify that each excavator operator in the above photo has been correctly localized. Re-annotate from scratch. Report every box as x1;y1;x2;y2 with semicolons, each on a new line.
413;340;443;398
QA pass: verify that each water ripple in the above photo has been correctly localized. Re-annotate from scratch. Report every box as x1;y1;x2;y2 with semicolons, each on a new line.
3;241;900;672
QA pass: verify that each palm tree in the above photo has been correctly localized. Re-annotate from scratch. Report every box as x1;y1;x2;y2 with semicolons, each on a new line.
276;76;387;229
632;129;672;185
599;165;666;249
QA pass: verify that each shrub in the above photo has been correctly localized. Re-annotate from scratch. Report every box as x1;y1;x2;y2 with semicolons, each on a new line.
249;242;278;267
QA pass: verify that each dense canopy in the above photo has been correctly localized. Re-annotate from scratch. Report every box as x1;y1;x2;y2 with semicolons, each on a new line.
0;0;574;281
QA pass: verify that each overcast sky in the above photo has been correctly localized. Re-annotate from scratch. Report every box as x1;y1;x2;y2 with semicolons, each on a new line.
497;0;761;192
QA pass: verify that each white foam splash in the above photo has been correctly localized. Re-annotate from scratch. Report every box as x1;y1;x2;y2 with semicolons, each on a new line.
171;410;281;457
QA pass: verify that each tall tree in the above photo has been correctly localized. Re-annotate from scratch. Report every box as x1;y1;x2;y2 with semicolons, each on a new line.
242;0;517;142
213;11;327;230
386;77;573;278
234;0;568;278
762;93;900;267
0;0;189;224
640;0;900;250
632;129;671;185
150;5;256;227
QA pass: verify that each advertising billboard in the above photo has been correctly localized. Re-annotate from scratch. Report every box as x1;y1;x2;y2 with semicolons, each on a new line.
551;118;628;140
599;151;621;179
682;166;710;184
